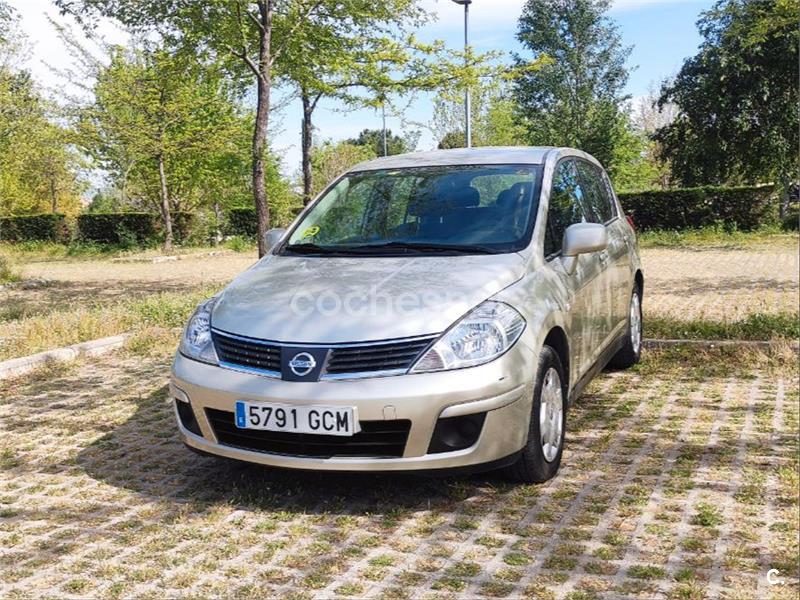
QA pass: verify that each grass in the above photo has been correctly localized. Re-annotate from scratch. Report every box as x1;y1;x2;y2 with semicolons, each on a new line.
646;312;799;341
0;254;21;284
224;236;257;252
638;225;798;249
0;285;221;360
0;240;231;263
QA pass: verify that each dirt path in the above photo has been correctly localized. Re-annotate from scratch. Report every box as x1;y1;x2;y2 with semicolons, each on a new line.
3;244;798;323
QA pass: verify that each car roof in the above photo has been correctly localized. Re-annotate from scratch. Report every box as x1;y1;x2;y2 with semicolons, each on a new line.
350;146;558;172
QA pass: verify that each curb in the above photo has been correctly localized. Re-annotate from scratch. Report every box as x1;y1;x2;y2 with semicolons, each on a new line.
643;338;799;351
0;335;129;380
110;250;231;264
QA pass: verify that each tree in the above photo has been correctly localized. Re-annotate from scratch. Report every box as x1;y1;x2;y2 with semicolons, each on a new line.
80;44;246;250
655;0;798;203
426;80;528;150
346;128;414;157
57;0;319;256
0;9;83;217
310;140;375;197
513;0;631;167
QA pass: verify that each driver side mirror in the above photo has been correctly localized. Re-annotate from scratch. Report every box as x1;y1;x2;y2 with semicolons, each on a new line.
263;228;286;252
561;223;608;275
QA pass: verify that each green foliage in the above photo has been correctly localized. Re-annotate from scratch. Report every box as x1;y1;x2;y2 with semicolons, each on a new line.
346;129;413;157
310;141;376;197
637;224;790;249
782;209;799;232
618;185;778;231
77;213;158;245
0;214;68;242
0;17;84;216
608;127;664;193
655;0;798;187
79;42;250;249
226;207;258;238
429;81;528;150
0;254;19;284
514;0;631;167
224;235;255;253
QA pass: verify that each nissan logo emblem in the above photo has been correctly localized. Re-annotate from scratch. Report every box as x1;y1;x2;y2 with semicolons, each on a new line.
288;352;316;377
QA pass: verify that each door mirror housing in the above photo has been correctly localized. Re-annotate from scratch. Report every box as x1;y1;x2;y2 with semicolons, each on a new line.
561;223;608;274
264;228;286;252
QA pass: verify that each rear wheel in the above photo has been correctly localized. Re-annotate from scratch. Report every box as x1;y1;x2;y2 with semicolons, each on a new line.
504;346;566;483
609;287;643;369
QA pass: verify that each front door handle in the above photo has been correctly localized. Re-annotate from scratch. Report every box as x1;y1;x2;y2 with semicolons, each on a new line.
599;250;609;264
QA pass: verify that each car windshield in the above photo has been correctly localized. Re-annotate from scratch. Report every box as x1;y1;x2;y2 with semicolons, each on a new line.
281;165;542;256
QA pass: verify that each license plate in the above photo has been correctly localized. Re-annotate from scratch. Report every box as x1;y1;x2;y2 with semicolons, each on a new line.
234;401;360;436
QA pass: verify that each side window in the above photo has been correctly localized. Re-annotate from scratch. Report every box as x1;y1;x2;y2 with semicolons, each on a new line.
600;170;619;220
544;160;590;257
577;161;614;223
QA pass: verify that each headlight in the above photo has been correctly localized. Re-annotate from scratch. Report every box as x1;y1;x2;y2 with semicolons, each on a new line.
179;297;219;364
411;301;525;373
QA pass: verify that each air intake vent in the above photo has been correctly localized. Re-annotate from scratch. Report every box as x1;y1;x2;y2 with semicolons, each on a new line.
211;329;436;379
206;409;411;458
212;331;281;374
326;337;436;375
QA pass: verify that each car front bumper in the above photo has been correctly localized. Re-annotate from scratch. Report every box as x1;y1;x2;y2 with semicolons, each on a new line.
170;341;535;472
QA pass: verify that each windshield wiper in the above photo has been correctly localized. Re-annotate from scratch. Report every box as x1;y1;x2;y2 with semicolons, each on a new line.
343;241;500;255
284;241;500;256
282;243;347;255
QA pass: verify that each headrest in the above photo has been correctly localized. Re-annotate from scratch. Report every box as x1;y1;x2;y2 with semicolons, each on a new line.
409;183;480;216
497;182;532;209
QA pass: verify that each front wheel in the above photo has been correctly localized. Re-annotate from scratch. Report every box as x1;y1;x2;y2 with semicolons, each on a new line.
504;346;567;483
609;287;643;369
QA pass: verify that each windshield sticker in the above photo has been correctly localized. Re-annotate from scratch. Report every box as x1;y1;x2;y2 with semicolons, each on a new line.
301;226;320;239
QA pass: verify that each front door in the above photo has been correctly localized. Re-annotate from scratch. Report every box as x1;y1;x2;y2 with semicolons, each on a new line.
543;159;613;380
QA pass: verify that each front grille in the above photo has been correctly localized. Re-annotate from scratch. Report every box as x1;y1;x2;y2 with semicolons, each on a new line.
211;329;436;379
206;409;411;458
213;331;281;373
326;337;436;375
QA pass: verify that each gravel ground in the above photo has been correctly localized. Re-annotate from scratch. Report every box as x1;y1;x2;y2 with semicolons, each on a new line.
0;350;797;599
641;247;799;320
5;244;797;323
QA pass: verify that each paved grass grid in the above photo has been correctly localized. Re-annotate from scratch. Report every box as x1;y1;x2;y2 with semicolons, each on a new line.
0;352;797;599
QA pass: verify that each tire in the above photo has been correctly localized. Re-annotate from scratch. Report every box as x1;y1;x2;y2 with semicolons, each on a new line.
504;346;567;484
609;287;643;369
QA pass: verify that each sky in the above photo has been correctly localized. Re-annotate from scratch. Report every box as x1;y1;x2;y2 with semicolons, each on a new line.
12;0;715;180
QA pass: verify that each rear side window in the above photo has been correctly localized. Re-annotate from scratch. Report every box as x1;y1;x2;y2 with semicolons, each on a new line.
577;161;616;223
544;159;593;257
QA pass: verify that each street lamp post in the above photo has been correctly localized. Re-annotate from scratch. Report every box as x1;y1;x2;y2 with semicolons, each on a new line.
452;0;472;148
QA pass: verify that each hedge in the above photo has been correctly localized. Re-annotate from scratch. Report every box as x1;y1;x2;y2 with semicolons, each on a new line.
171;211;197;243
226;207;258;237
77;212;158;244
617;185;778;231
0;214;68;242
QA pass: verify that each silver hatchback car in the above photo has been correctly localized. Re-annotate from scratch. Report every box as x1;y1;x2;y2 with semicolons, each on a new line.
172;147;643;483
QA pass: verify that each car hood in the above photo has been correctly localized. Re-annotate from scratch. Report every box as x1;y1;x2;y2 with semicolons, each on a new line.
212;253;526;344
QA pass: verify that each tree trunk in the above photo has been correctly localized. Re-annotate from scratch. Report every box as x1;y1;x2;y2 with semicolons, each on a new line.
213;200;222;246
50;176;57;214
158;152;173;252
301;89;314;205
252;1;274;258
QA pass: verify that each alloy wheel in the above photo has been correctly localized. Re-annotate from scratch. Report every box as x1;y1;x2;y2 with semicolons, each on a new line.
539;367;564;462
